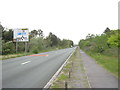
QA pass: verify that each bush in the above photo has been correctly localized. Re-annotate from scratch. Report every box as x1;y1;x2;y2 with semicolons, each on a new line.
2;41;15;55
107;31;120;47
29;37;45;53
32;49;39;54
0;40;2;55
79;30;119;53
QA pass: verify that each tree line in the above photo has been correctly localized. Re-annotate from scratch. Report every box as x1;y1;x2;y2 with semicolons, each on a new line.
79;27;120;56
0;23;74;55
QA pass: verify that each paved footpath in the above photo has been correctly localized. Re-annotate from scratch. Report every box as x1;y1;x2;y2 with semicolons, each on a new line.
80;49;119;88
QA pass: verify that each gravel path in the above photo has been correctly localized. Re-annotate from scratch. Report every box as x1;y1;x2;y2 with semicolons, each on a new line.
80;49;119;88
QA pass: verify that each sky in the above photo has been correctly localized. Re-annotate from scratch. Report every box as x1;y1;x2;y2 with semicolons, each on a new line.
0;0;119;44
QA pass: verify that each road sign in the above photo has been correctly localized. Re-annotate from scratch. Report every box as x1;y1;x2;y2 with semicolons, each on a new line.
13;28;29;42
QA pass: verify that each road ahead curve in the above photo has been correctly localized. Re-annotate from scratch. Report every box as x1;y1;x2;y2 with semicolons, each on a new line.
2;47;76;88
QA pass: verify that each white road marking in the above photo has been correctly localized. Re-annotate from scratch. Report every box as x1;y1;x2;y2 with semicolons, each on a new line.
21;61;31;65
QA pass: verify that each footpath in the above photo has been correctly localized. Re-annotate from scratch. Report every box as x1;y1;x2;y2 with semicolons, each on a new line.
80;49;118;88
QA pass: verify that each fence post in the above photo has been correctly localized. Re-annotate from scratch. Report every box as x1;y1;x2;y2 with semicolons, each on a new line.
65;81;67;90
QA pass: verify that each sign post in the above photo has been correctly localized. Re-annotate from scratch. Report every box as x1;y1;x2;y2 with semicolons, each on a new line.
16;41;18;53
25;42;28;53
13;28;29;53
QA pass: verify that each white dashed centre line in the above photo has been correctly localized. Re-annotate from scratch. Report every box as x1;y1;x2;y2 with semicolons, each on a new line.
21;61;31;65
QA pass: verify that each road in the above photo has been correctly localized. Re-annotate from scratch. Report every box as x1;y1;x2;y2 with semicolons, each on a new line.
2;47;76;88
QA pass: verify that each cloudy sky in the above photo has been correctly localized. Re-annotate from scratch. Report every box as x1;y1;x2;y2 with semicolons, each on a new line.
0;0;119;44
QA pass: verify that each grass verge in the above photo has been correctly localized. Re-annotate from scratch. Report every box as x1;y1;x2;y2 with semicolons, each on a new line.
1;53;32;60
50;48;77;88
1;48;61;60
50;47;90;88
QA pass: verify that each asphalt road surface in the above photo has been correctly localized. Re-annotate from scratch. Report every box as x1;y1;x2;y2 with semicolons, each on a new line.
2;47;76;88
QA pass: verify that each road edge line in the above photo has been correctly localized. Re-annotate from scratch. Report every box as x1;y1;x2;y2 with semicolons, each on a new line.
43;47;77;89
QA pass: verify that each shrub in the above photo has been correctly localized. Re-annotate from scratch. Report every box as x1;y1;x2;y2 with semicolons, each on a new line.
2;41;15;55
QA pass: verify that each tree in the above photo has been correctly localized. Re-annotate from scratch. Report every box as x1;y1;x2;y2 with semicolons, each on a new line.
0;23;4;55
60;39;74;48
2;28;13;42
107;30;120;47
47;32;59;47
0;23;4;39
104;27;111;34
2;41;15;55
43;38;52;48
38;29;44;37
29;37;45;53
29;30;38;38
86;34;95;39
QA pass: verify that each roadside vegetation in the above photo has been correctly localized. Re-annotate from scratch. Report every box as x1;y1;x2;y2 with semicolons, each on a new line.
79;28;119;78
50;48;76;88
50;47;90;88
0;23;74;60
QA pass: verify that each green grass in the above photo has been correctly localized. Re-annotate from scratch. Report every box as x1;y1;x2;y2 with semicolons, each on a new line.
86;51;119;78
50;48;77;88
64;63;71;69
1;47;62;60
51;84;60;88
51;73;68;88
1;52;33;60
58;74;68;81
